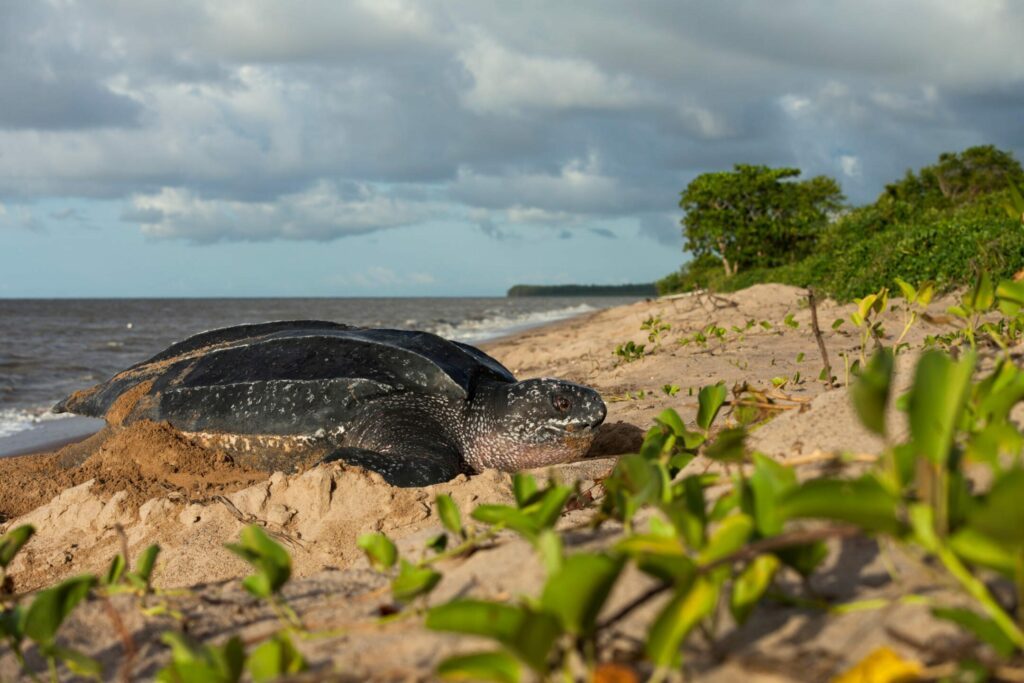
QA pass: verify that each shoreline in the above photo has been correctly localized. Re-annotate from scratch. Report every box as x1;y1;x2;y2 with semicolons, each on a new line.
0;416;105;458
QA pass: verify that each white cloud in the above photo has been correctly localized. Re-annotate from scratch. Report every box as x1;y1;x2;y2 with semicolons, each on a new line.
676;104;731;139
839;155;862;178
451;152;654;215
457;33;646;114
127;182;432;243
1;0;1023;245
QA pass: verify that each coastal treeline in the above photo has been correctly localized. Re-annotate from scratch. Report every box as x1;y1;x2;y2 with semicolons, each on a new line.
659;145;1024;300
507;283;656;297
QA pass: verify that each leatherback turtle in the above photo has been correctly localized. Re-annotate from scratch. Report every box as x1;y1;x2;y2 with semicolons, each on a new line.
54;320;607;486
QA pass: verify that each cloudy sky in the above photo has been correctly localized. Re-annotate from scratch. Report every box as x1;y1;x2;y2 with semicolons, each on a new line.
2;1;1023;297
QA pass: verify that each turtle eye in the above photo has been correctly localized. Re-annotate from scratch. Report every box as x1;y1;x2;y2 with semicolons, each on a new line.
552;395;571;412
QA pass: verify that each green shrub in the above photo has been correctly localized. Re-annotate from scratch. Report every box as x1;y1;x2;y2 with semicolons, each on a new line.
661;198;1024;301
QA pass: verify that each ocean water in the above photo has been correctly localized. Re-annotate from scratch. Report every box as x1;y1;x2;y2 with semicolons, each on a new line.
0;296;638;449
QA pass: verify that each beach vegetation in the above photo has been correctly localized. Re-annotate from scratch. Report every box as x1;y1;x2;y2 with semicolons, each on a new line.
659;145;1024;301
678;164;843;278
640;315;671;347
612;341;645;363
361;293;1024;679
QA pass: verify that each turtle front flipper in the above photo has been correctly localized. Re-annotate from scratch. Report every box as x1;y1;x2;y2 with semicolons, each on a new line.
321;447;465;487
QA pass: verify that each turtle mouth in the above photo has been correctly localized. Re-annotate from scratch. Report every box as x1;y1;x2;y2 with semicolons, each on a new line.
542;421;600;437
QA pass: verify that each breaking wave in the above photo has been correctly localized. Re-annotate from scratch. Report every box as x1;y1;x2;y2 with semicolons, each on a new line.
0;406;71;439
427;304;596;343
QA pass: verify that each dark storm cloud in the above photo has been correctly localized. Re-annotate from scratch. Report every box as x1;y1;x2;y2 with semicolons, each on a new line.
0;1;1021;242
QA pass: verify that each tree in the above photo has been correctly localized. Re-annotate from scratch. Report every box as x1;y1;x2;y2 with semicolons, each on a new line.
882;145;1024;209
679;165;843;277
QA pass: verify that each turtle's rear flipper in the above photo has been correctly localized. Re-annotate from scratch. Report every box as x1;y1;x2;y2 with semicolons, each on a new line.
321;448;462;487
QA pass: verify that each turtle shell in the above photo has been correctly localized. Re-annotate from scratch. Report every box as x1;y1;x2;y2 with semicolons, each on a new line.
55;320;516;436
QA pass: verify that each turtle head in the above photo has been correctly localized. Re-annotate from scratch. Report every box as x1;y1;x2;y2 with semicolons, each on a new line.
464;378;607;472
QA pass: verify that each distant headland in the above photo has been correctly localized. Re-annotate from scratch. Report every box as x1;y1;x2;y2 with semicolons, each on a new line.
506;283;657;297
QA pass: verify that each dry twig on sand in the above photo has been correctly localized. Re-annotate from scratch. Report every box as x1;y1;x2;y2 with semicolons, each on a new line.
807;288;835;389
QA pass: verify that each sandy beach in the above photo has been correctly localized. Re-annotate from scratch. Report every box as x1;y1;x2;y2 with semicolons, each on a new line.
0;285;985;680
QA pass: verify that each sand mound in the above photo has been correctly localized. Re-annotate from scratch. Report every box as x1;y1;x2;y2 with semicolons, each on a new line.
0;421;265;521
72;421;267;506
6;457;543;592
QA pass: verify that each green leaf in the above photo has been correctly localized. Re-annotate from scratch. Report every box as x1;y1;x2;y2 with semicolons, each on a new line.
535;530;563;575
654;408;687;436
606;454;662;507
932;607;1016;658
0;525;34;568
391;560;442;602
426;533;448;552
949;528;1017;577
636;554;697;587
437;651;522;683
645;576;718;668
730;554;780;624
917;281;935;306
672;475;708;548
851;348;894;436
240;575;273;599
855;294;877;321
104;554;127;586
472;505;540;538
784;313;799;329
973;359;1024;426
529;485;573;530
908;350;975;466
968;271;995;312
224;525;291;597
436;494;463;537
704;427;746;462
947;304;969;319
357;532;398;572
748;453;797;536
832;318;846;330
907;503;939;553
776;541;828;578
427;600;525;640
698;514;754;565
158;633;245;683
616;533;687;558
23;575;96;646
696;383;727;432
778;476;904;535
0;605;25;643
996;279;1024;317
966;468;1024;547
426;601;560;672
512;473;538;508
894;277;916;303
540;553;624;635
134;545;160;585
51;644;103;679
247;632;307;682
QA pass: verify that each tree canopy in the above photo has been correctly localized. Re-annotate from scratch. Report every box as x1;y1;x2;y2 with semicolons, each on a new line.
679;164;843;276
881;145;1024;210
